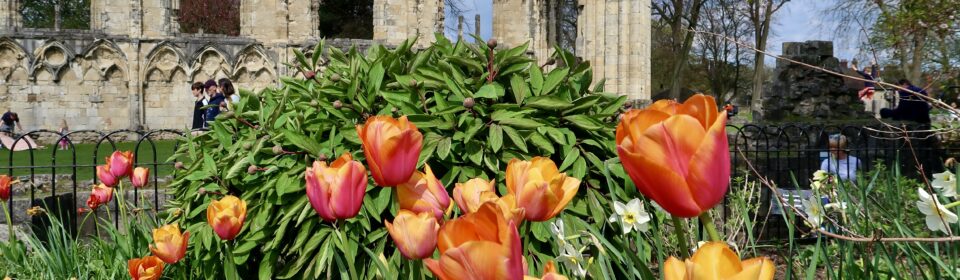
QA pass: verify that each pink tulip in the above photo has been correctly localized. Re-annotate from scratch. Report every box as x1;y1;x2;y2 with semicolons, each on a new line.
305;153;368;221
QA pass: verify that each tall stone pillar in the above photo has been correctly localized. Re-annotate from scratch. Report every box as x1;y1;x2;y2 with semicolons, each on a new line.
575;0;649;102
373;0;444;47
91;0;135;35
1;0;22;31
240;0;289;43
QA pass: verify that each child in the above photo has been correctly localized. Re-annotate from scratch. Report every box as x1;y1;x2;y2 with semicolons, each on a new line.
58;119;70;150
852;59;879;101
820;134;861;183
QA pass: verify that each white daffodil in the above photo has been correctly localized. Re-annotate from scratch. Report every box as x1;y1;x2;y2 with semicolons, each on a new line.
824;201;848;212
550;219;567;246
916;188;959;234
559;243;587;278
608;198;651;234
802;196;825;228
813;170;830;182
811;180;826;192
931;171;958;198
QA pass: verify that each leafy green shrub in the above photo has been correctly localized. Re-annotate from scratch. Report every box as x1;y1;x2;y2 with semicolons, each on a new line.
166;35;629;279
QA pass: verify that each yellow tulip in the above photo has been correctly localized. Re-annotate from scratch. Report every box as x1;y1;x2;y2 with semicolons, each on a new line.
505;157;579;221
206;195;247;240
385;210;439;259
149;224;189;264
452;178;496;214
664;242;775;280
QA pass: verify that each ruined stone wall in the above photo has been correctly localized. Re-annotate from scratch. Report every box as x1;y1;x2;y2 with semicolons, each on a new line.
1;0;650;132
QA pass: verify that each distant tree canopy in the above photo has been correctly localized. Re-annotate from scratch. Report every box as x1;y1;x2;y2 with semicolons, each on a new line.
178;0;241;36
21;0;91;30
318;0;373;39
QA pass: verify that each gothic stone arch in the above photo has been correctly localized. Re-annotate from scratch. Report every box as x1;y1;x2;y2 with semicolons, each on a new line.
233;44;276;92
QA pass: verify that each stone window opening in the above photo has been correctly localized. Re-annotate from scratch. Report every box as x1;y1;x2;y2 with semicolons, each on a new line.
176;0;241;36
20;0;91;30
318;0;373;39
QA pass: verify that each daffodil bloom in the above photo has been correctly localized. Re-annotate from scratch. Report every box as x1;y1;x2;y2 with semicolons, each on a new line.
812;170;829;182
801;196;825;228
558;243;587;278
916;188;958;234
932;171;957;198
550;219;566;246
607;198;650;234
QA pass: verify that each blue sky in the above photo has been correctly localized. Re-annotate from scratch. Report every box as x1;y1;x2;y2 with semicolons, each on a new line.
443;0;860;64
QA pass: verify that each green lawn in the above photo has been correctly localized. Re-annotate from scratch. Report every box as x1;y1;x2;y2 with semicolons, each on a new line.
0;140;180;181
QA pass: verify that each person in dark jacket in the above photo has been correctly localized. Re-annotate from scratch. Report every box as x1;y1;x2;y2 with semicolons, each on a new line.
191;82;207;130
204;79;226;127
880;79;931;124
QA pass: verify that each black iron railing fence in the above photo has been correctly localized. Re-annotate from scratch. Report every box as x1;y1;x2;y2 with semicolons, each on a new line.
1;129;183;235
2;124;956;240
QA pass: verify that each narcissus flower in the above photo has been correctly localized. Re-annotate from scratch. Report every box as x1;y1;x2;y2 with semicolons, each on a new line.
0;175;11;201
664;242;775;280
616;94;730;217
453;178;496;214
607;198;651;234
916;188;958;234
128;255;164;280
357;115;423;186
97;165;118;187
305;153;367;221
397;165;451;220
801;196;825;228
107;151;134;179
131;167;150;189
385;210;439;259
206;195;247;240
425;203;524;280
149;224;190;264
505;157;580;221
932;170;958;198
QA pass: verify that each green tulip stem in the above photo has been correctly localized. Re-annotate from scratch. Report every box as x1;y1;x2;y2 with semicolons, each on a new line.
670;216;690;258
1;200;13;243
699;211;722;242
945;200;960;209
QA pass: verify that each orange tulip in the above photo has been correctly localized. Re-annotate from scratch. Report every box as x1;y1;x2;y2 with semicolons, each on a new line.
149;224;190;264
505;157;580;221
397;165;451;220
385;210;439;259
524;261;569;280
452;178;496;213
107;150;134;179
131;167;150;189
357;115;423;186
615;94;730;217
128;255;165;280
425;202;524;280
97;165;118;187
89;183;114;210
206;195;247;240
305;153;368;221
663;242;775;280
0;175;11;201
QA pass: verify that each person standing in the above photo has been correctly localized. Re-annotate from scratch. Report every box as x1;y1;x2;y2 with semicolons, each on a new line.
58;119;70;150
0;110;22;135
191;82;207;131
880;79;931;124
204;79;226;127
852;59;879;101
218;78;238;105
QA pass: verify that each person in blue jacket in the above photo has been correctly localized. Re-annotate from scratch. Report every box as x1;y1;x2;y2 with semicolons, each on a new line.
204;79;226;127
880;79;931;124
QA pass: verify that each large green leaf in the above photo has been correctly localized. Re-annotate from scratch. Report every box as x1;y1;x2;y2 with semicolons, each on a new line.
525;96;573;110
564;115;606;130
282;129;323;156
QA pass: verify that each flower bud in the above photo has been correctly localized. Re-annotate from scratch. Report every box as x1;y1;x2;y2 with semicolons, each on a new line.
198;187;207;195
174;162;184;170
330;73;341;82
409;79;418;88
272;145;283;154
487;38;498;49
317;153;328;162
305;71;316;80
242;143;253;150
310;100;319;107
333;100;343;109
247;165;258;174
463;98;475;108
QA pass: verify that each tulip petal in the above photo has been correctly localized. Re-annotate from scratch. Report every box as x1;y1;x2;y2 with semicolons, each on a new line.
663;257;688;280
684;113;730;211
306;163;337;221
438;240;513;280
617;145;701;217
425;259;454;280
616;109;672;147
330;161;367;218
689;242;743;279
730;257;776;280
678;94;719;129
643;115;706;176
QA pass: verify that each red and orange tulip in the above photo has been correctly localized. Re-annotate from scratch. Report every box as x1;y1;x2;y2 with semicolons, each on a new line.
149;224;189;264
206;195;247;240
615;94;730;217
0;174;11;201
305;153;367;221
505;157;580;221
524;261;569;280
97;165;118;187
357;115;423;186
385;210;439;259
107;151;134;179
87;183;114;210
425;203;524;280
128;255;164;280
131;167;150;189
397;165;451;220
663;242;775;280
452;178;496;214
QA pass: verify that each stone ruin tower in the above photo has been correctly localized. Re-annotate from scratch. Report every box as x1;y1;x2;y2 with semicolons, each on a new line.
761;41;873;122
